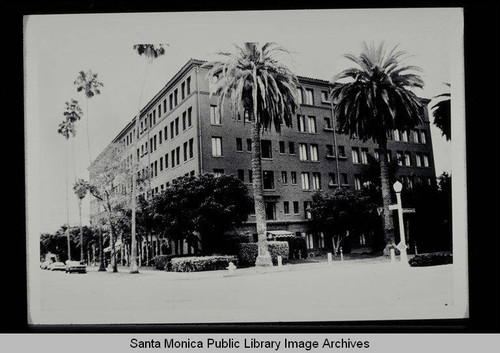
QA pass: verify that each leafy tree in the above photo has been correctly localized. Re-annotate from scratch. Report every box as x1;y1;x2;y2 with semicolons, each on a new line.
150;174;253;255
330;41;426;254
129;43;168;273
310;189;378;255
205;42;299;266
431;83;451;140
74;70;103;164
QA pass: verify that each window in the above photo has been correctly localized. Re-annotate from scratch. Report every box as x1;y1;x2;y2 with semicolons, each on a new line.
354;175;362;190
301;172;310;190
328;173;337;186
210;105;221;125
413;129;419;143
183;141;188;162
291;171;297;184
326;144;334;157
394;129;401;141
212;137;222;157
159;130;163;144
244;109;251;122
189;138;194;159
154;136;157;151
386;151;392;163
281;171;288;184
338;145;346;158
293;201;299;214
176;146;180;165
299;143;308;161
305;88;314;105
283;201;290;215
175;117;179;136
423;154;430;167
263;171;275;190
174;89;178;106
341;173;348;185
265;202;276;220
420;131;427;144
246;139;252;152
289;142;295;155
154;161;158;177
416;153;422;167
186;77;191;95
297;115;307;132
187;107;192;127
312;173;321;190
261;140;272;159
248;170;253;183
310;144;319;161
324;117;332;130
297;88;303;104
170;121;174;139
352;147;360;164
307;116;317;133
181;82;185;100
164;153;169;168
164;126;168;141
237;169;245;181
404;152;412;166
169;93;173;110
402;130;408;142
321;90;329;103
279;141;286;154
361;148;369;164
182;111;187;131
213;169;224;177
152;110;156;126
236;138;243;152
396;151;404;166
304;201;312;219
149;137;153;153
374;149;380;161
159;156;163;171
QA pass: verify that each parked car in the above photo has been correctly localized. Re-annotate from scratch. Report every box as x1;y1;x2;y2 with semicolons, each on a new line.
48;262;66;271
65;260;87;274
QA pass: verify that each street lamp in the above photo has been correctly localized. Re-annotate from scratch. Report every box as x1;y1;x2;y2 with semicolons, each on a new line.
393;181;409;266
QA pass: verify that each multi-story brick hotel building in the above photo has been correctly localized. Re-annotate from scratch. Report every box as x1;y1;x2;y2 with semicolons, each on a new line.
90;59;436;256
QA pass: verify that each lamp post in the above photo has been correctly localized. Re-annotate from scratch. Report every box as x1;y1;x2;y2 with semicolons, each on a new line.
393;181;409;266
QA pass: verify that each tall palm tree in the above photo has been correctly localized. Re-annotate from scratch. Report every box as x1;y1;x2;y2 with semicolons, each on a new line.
57;119;76;261
130;44;167;273
431;83;451;141
330;41;426;253
73;179;89;263
205;42;299;266
74;70;103;164
63;99;83;181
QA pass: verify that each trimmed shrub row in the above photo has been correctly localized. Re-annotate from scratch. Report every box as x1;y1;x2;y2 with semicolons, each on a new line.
238;241;289;267
276;236;307;259
169;255;238;272
152;254;195;270
409;252;453;267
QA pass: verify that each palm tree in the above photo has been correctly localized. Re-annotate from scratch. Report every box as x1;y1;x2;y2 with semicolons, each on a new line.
205;42;299;266
74;70;103;164
63;99;83;180
130;44;167;273
73;179;89;263
330;41;426;253
431;83;451;140
57;119;76;261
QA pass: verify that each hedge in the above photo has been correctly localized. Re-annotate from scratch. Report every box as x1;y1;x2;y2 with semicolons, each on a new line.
151;254;195;271
238;241;289;267
169;255;238;272
409;253;453;267
275;236;307;259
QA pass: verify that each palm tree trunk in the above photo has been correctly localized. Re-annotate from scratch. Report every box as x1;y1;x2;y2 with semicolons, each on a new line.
65;144;72;262
251;121;273;267
86;98;92;165
78;198;84;262
378;138;396;254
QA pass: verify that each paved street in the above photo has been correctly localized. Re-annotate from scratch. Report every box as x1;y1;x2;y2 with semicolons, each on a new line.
33;258;461;325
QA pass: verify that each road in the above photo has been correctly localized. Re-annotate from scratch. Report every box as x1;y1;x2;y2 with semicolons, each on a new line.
32;259;461;325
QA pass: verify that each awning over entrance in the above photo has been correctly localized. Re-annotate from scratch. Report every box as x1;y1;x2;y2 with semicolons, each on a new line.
267;230;294;238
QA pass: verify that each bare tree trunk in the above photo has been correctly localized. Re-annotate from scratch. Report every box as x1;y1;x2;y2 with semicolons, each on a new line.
251;120;272;267
98;227;106;271
105;195;118;273
378;138;396;254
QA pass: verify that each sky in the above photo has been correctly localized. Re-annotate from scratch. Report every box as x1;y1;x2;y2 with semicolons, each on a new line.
25;8;463;235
